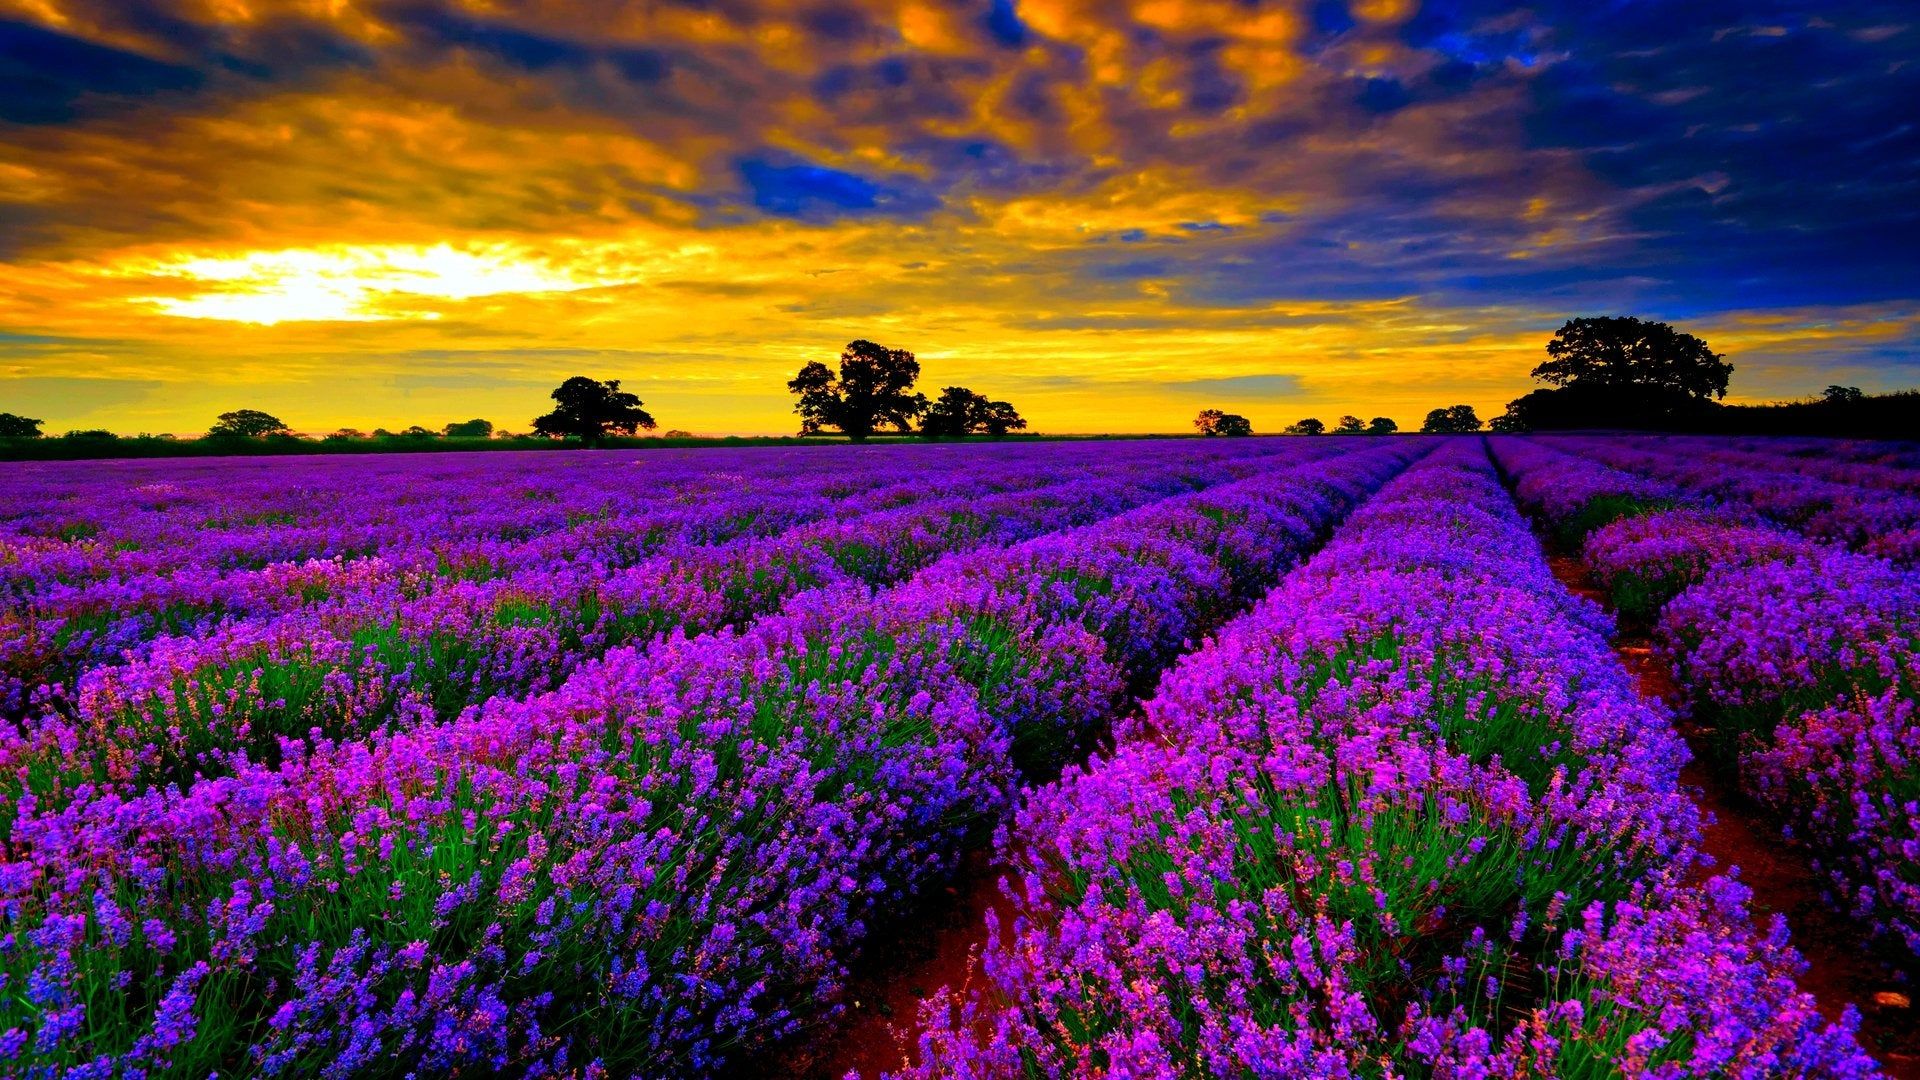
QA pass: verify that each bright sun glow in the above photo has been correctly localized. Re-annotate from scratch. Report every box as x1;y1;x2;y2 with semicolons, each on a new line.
127;243;628;325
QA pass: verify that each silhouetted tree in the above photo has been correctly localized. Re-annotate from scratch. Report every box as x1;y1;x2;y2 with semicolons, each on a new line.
1332;415;1365;435
444;418;494;438
533;377;656;444
1823;385;1865;403
0;412;43;438
922;387;979;438
1421;405;1482;433
923;386;1028;438
1215;414;1253;436
323;428;367;442
1488;412;1528;433
977;399;1027;437
1536;317;1732;400
1283;417;1323;435
401;425;438;438
208;409;291;438
1366;416;1398;435
1194;408;1227;436
788;340;927;442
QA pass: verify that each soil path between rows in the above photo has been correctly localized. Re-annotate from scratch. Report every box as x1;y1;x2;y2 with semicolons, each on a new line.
1545;553;1919;1078
781;538;1919;1078
771;846;1016;1079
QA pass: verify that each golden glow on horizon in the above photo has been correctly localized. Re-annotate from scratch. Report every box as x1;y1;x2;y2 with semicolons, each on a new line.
121;244;631;325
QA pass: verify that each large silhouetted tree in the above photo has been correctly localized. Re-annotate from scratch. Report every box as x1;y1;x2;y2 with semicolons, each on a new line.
1535;316;1732;400
1332;415;1365;435
0;412;43;438
1500;316;1735;431
532;377;656;444
1366;416;1398;435
444;418;494;438
207;409;291;438
789;340;928;441
1283;417;1323;435
1420;405;1482;433
921;386;1027;438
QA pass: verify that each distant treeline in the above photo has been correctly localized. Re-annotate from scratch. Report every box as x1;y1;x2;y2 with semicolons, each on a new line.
1675;389;1920;440
5;319;1915;461
0;431;850;462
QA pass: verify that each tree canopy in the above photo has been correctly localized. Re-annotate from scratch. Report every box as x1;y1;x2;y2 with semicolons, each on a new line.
444;418;494;438
1333;415;1365;435
1420;405;1482;433
1823;385;1865;403
1282;417;1323;435
789;340;927;442
1535;316;1732;401
0;412;43;439
532;377;656;443
207;409;291;438
921;386;1027;438
1194;409;1252;436
1366;416;1398;435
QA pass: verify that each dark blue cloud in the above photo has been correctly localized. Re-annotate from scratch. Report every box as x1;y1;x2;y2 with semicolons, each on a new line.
0;20;203;123
984;0;1028;48
1354;76;1411;115
736;156;940;221
388;8;668;80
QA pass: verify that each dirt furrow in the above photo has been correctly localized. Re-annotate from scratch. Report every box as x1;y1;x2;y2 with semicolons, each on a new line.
1545;554;1918;1077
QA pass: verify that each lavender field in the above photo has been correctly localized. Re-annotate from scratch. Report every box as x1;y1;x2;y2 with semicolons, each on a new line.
2;436;1916;1078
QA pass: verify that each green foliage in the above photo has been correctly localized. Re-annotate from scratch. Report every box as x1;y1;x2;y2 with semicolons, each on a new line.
1556;494;1675;549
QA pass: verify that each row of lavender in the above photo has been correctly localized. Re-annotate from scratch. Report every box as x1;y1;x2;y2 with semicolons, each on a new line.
898;442;1874;1077
5;441;1332;806
1;442;1422;1075
3;441;1305;715
1495;436;1920;960
1534;434;1920;564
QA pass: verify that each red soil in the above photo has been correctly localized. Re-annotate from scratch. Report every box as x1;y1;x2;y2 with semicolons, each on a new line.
1547;554;1919;1077
776;846;1021;1079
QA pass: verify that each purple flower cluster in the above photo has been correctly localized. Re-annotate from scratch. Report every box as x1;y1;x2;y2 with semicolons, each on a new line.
1495;435;1920;962
1661;554;1920;954
5;440;1316;796
1543;434;1920;564
898;442;1873;1078
0;440;1420;1075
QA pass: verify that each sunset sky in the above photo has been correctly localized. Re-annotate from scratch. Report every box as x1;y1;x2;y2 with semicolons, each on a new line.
2;1;1917;436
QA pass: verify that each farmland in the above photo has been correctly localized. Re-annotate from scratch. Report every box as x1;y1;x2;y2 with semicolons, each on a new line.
2;436;1916;1078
